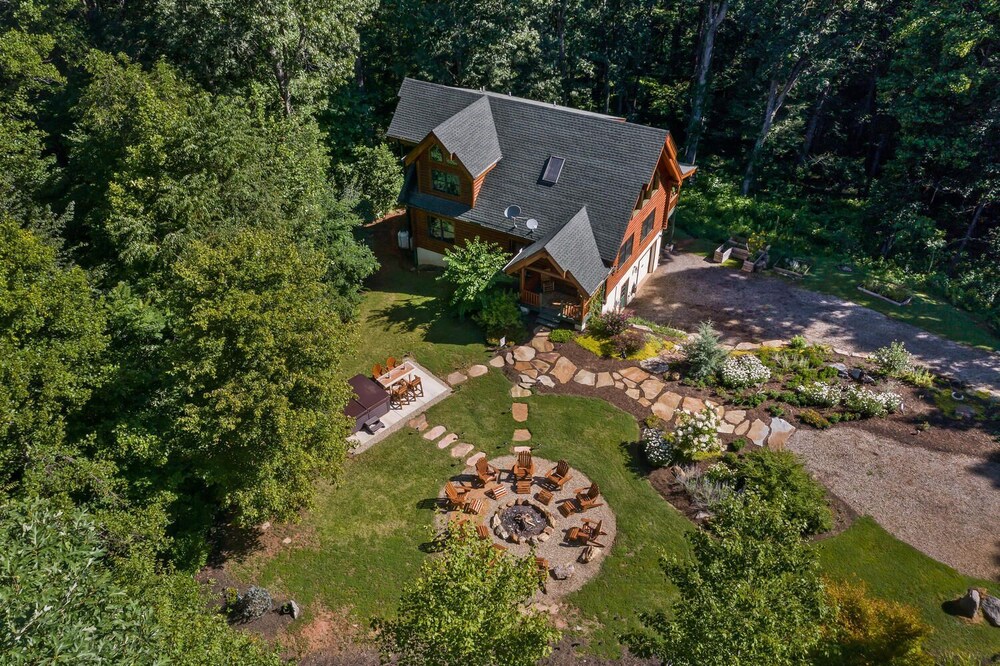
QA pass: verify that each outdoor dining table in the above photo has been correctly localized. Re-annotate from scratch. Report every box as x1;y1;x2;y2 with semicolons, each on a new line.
376;360;415;389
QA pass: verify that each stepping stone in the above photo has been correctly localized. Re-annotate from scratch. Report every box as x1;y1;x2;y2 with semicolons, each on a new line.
652;391;682;421
408;414;428;431
833;348;852;357
761;339;785;348
614;381;625;390
621;367;650;383
551;357;577;383
681;396;705;413
626;388;641;400
735;342;760;351
530;337;554;353
640;378;665;400
504;352;514;365
520;367;538;379
724;410;746;425
734;420;750;436
446;371;468;386
718;421;735;434
531;359;551;373
489;356;506;368
622;378;637;389
573;369;596;386
747;419;770;447
612;372;623;380
450;443;474;458
512;403;529;422
518;374;537;385
514;360;534;372
536;375;555;388
513;445;532;453
423;425;446;441
513;429;532;442
466;452;486;466
467;364;488;378
511;386;532;398
706;401;725;418
767;418;796;450
596;372;614;388
538;352;560;363
639;397;652;407
513;345;536;362
438;433;459;448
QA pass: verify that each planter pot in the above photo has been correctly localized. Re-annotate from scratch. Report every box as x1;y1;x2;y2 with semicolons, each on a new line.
731;248;750;260
714;245;733;263
773;267;807;280
857;286;913;307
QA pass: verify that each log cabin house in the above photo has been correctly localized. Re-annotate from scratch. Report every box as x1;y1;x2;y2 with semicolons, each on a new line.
387;78;696;328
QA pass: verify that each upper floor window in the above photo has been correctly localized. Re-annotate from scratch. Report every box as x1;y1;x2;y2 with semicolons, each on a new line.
431;169;461;196
429;144;458;166
428;216;455;243
619;235;634;265
641;210;656;239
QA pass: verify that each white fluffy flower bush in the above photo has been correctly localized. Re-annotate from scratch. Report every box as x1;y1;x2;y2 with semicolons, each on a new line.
843;385;903;417
642;427;673;467
720;354;771;389
796;381;843;407
670;407;722;460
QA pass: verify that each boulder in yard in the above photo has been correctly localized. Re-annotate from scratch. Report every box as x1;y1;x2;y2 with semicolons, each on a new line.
981;595;1000;627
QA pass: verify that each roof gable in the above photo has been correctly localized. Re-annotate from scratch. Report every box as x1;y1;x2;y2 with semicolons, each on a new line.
430;97;502;178
505;207;608;295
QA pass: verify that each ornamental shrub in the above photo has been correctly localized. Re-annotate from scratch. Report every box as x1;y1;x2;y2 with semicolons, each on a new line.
871;341;912;377
720;354;772;388
683;321;727;380
611;330;646;358
730;449;833;536
843;386;903;417
473;290;523;341
549;328;573;343
589;309;630;337
675;466;734;511
799;409;832;429
788;334;808;349
670;407;722;460
797;382;843;408
643;428;673;467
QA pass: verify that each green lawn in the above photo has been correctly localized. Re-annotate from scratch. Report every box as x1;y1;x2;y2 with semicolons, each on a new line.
819;517;1000;658
348;259;490;377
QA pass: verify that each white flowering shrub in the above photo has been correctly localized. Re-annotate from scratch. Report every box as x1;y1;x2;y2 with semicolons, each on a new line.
843;386;903;417
670;407;722;460
720;354;772;388
642;427;673;467
796;382;843;407
871;340;912;376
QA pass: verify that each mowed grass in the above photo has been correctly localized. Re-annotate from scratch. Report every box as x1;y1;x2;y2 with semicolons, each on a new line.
819;517;1000;658
252;371;691;654
348;259;490;377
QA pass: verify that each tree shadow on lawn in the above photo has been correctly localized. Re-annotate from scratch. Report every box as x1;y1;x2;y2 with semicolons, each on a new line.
367;294;483;347
618;439;655;480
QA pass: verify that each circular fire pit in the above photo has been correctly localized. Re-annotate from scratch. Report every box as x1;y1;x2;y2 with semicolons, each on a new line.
500;503;547;539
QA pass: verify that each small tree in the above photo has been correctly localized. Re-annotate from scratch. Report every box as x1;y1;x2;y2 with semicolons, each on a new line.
628;492;829;666
374;527;559;666
683;320;728;380
347;143;403;221
439;238;510;318
473;289;523;342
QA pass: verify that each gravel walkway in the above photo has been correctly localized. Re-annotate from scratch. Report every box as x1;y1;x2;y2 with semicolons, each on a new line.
787;426;1000;581
629;251;1000;393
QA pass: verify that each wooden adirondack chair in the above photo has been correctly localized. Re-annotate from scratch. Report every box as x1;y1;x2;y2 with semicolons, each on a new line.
511;450;535;480
575;482;603;512
544;460;573;490
372;363;383;379
444;481;470;510
386;356;397;370
580;518;608;547
475;457;498;486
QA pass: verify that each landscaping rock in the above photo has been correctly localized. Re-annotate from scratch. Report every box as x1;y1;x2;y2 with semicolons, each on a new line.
622;378;637;388
513;429;532;442
531;359;551;373
612;372;623;380
530;337;555;353
467;364;488;378
718;421;735;434
423;425;446;441
626;388;641;400
767;418;796;450
614;381;625;390
573;369;596;386
446;371;468;386
518;374;537;385
639;397;652;407
952;588;981;618
833;348;852;358
514;360;534;372
552;564;575;580
466;452;485;466
512;403;529;422
513;346;537;362
450;443;474;458
639;358;671;374
504;352;514;365
437;434;458;449
537;375;555;388
734;420;750;436
848;367;876;384
827;362;849;378
681;396;705;413
621;367;650;383
511;386;532;398
723;410;746;425
538;352;561;363
982;595;1000;627
747;419;770;447
762;339;785;348
596;372;614;388
640;378;665;400
551;357;577;383
283;600;301;619
735;342;760;351
233;587;272;622
489;355;506;368
653;392;681;422
579;546;597;563
408;414;428;431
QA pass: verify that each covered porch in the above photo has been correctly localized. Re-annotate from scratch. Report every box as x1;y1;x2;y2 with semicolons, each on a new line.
516;266;589;323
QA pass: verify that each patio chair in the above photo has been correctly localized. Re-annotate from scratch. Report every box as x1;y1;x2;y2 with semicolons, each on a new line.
510;450;535;480
475;457;498;486
575;483;603;512
476;524;490;540
390;382;409;407
372;362;383;379
580;518;607;547
535;557;549;587
544;460;573;490
406;375;423;398
386;356;397;370
444;481;470;511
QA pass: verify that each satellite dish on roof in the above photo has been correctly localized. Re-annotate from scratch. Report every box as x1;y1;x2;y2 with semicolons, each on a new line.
525;218;538;231
504;205;522;220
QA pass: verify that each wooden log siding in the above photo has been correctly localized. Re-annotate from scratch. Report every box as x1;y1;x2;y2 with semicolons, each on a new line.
411;209;524;257
605;167;676;295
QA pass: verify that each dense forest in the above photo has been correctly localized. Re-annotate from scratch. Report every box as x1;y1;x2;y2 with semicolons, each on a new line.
1;0;996;661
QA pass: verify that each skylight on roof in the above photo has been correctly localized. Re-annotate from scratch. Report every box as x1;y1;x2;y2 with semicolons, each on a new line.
540;156;565;185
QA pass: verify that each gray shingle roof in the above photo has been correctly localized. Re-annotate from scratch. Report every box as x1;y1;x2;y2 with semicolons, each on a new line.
505;207;608;295
388;78;669;265
431;96;502;178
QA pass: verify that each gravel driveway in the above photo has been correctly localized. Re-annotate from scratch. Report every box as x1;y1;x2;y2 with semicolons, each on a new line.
788;426;1000;581
630;251;1000;393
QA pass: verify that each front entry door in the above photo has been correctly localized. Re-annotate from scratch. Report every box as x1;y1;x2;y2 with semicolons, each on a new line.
646;242;657;273
619;278;630;309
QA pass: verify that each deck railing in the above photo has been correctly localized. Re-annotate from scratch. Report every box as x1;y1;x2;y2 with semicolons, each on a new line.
519;289;540;308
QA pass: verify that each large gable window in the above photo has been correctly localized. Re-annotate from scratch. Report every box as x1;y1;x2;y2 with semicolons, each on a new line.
428;216;455;243
641;210;656;239
619;235;634;265
429;144;458;166
431;169;461;196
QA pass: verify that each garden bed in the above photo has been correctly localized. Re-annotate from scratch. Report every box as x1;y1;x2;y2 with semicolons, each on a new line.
858;278;913;306
771;256;812;280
